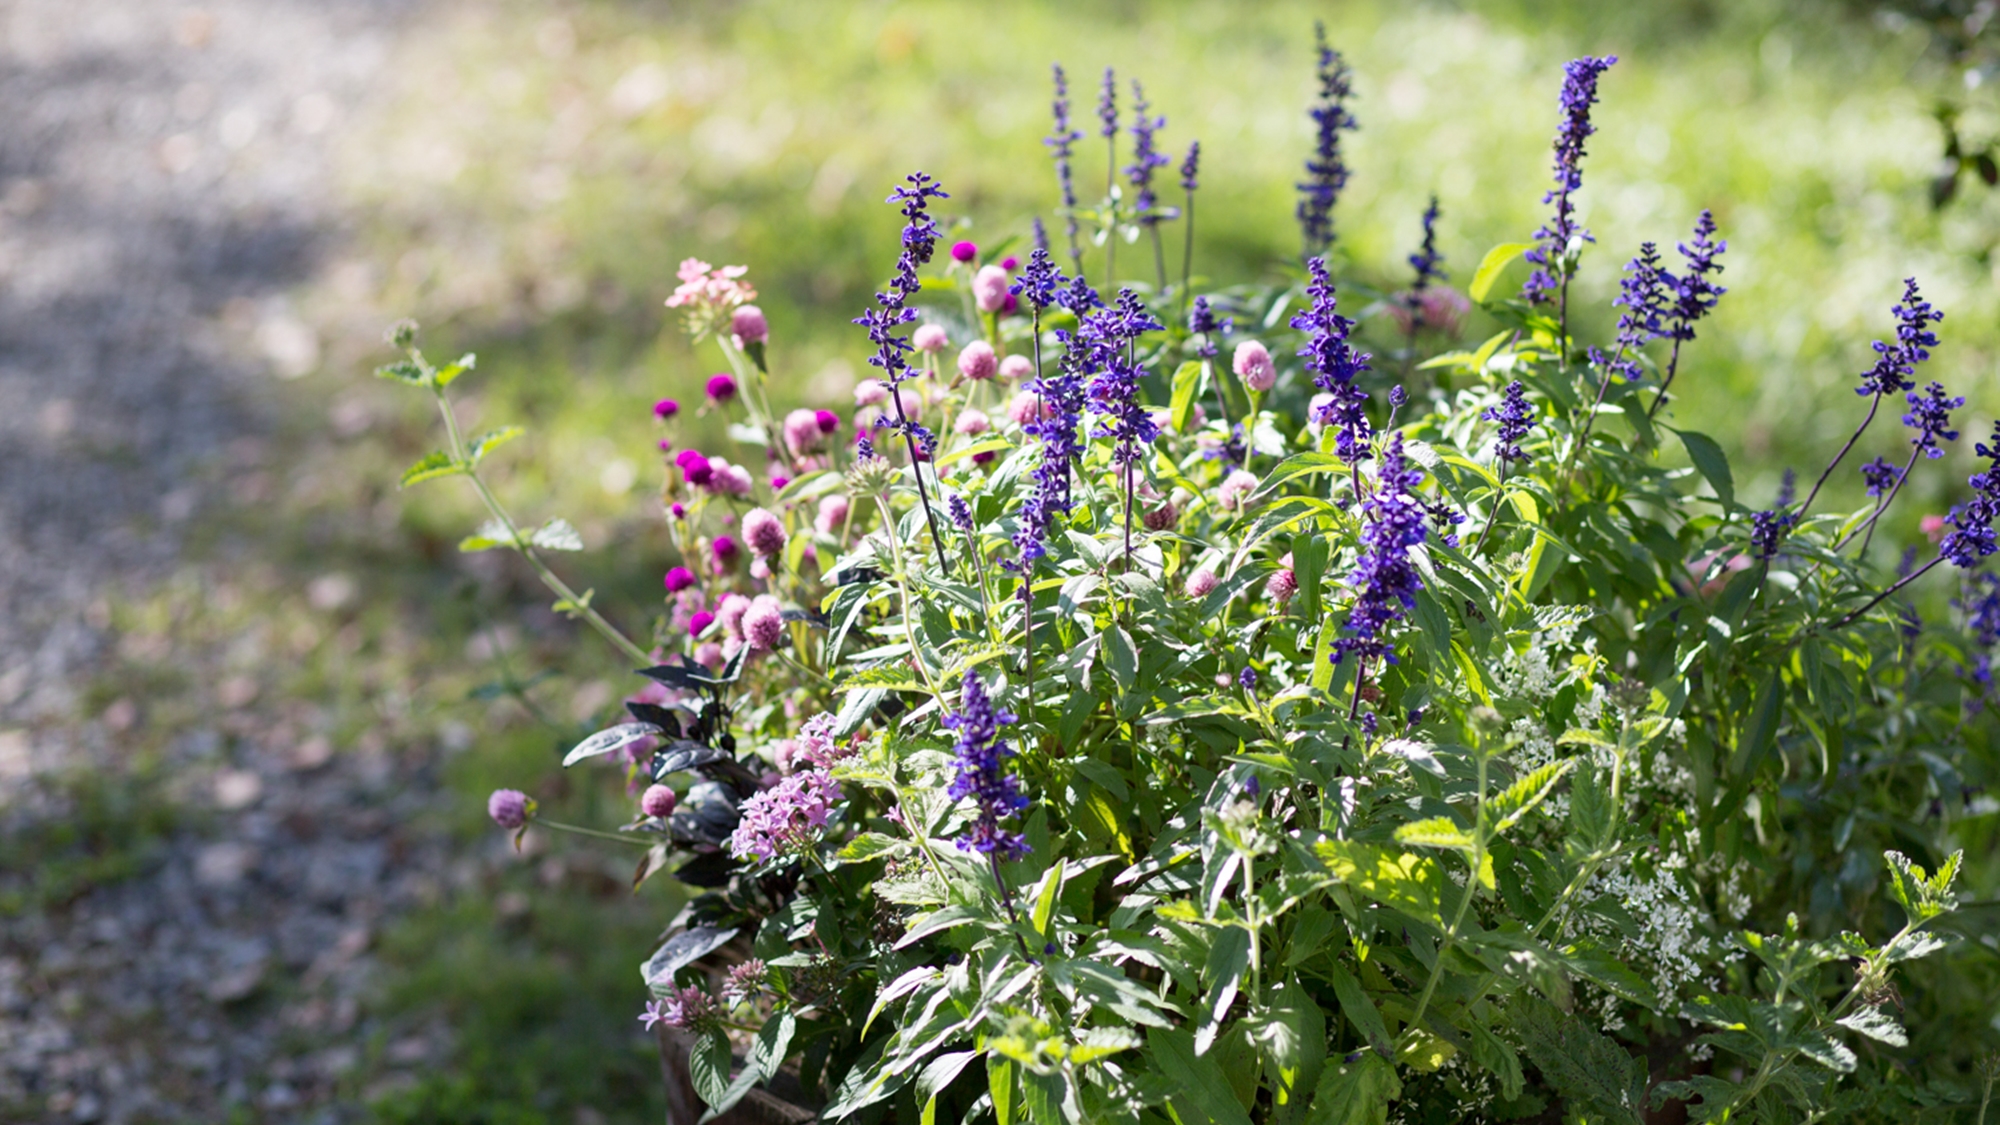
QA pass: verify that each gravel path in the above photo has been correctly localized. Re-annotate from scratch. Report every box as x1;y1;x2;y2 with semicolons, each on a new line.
0;3;447;1122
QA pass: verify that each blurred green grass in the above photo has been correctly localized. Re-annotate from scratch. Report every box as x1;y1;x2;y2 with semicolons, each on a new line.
278;0;2000;1119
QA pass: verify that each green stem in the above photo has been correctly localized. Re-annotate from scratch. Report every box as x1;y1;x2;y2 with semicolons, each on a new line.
537;819;655;848
874;494;941;697
1407;748;1488;1035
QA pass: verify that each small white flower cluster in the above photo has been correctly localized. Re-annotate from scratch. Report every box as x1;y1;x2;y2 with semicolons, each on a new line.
1573;850;1718;1007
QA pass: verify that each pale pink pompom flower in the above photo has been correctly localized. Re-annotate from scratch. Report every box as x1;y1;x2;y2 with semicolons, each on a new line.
716;593;752;639
912;324;950;353
1217;469;1259;510
815;494;850;535
1233;340;1276;393
972;265;1010;313
1184;568;1219;598
998;354;1033;381
1007;391;1048;426
742;595;785;651
955;409;991;436
1266;569;1298;605
743;507;787;557
854;380;890;407
782;408;823;458
731;304;769;345
957;341;998;381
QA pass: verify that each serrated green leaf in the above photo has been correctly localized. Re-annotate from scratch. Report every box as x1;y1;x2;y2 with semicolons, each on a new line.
1393;816;1474;851
432;352;477;386
1301;1054;1400;1125
1835;1006;1907;1047
458;517;516;553
374;359;427;386
530;518;583;551
466;424;523;463
837;832;909;864
399;450;463;488
1488;759;1574;833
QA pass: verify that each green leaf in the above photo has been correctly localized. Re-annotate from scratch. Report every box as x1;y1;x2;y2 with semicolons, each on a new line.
1326;961;1393;1059
1835;1006;1907;1047
458;518;516;552
1469;241;1537;303
374;359;427;386
1148;1026;1256;1125
1256;451;1352;496
399;450;462;488
1102;625;1138;693
1029;862;1066;940
433;352;477;386
466;424;523;463
687;1029;734;1106
1170;360;1205;434
1509;994;1648;1125
530;518;583;552
1315;841;1445;927
1263;980;1327;1125
836;832;909;864
1198;926;1252;1055
1393;816;1474;852
919;1051;979;1125
936;437;1014;467
987;1056;1015;1125
1669;427;1735;509
1301;1055;1401;1125
1488;759;1575;834
1467;1023;1525;1101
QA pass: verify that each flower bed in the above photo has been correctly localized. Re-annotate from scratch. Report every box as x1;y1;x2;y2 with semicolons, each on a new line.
380;34;1994;1125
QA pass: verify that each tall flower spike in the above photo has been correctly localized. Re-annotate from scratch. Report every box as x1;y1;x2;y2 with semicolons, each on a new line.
1481;380;1537;463
1608;242;1669;382
1942;423;2000;568
1289;257;1373;461
1664;210;1727;342
1046;65;1084;271
1012;247;1065;312
1521;55;1617;306
1126;80;1170;225
1297;22;1358;258
1097;67;1119;140
1903;381;1965;460
1408;196;1445;292
943;672;1029;859
1180;140;1201;194
1858;278;1943;398
1334;432;1428;667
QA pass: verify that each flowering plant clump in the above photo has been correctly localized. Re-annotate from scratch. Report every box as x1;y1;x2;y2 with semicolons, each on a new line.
377;37;1998;1125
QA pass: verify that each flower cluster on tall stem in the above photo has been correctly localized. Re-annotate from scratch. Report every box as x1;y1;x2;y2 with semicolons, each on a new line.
1522;55;1617;346
1800;278;1944;517
1083;290;1164;559
1045;65;1085;278
1852;381;1967;553
853;171;954;575
1179;140;1201;310
1334;433;1429;713
1646;211;1729;419
1290;256;1372;465
1126;81;1174;286
1297;22;1358;259
1837;422;2000;629
944;672;1029;861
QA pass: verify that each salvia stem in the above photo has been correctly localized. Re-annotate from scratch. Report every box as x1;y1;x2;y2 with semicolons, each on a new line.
1800;391;1884;518
1829;553;1943;630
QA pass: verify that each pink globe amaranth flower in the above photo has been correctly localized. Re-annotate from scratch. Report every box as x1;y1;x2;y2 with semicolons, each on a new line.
715;593;751;637
1267;568;1299;605
1000;255;1019;271
1001;292;1019;315
769;475;790;492
1184;568;1219;598
782;408;822;458
972;265;1010;313
1217;469;1260;509
912;324;950;354
958;341;998;381
654;398;680;419
998;354;1033;381
712;537;742;571
730;304;769;345
669;502;687;519
675;449;714;486
1007;391;1048;425
641;784;677;818
854;379;890;407
1307;392;1335;435
694;641;723;669
1143;499;1178;531
689;609;716;635
1233;340;1276;393
815;494;850;534
706;373;738;401
710;460;753;496
972;450;996;465
814;409;840;434
950;240;978;263
487;789;531;829
955;409;991;436
743;507;787;557
743;595;785;651
750;556;772;581
898;386;925;418
664;565;696;592
1389;286;1471;337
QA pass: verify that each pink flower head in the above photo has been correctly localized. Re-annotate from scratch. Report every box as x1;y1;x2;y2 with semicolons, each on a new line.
912;324;950;353
1233;340;1276;393
1389;286;1471;337
950;240;978;263
675;449;714;486
653;398;680;419
769;474;790;492
1217;469;1260;510
854;379;890;407
814;409;840;434
1001;292;1019;315
689;609;716;635
742;595;785;651
729;768;841;862
640;784;677;818
694;641;724;669
1307;393;1335;435
1922;514;1948;542
998;354;1033;381
712;537;742;571
664;565;696;593
1266;568;1299;605
716;593;752;637
665;259;756;312
955;409;991;436
957;341;998;381
783;408;822;458
730;304;769;345
706;373;738;401
896;386;924;418
742;507;787;557
640;986;716;1032
1000;255;1019;271
973;265;1010;313
711;459;753;496
815;494;850;534
487;789;531;829
1007;391;1049;426
670;502;687;519
1143;499;1178;531
1184;568;1219;598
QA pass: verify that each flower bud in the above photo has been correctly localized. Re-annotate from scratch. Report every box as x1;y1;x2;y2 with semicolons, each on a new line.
814;409;840;434
712;536;741;570
487;789;531;829
689;609;716;636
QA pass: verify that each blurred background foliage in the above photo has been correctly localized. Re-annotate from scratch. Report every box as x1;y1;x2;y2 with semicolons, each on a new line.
261;0;2000;1119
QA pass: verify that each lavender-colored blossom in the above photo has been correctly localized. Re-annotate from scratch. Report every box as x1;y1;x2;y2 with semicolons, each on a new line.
1861;457;1902;498
1180;140;1201;193
1941;423;2000;568
1334;432;1428;666
943;672;1029;859
1482;380;1536;463
1085;290;1165;466
641;987;715;1032
722;959;769;1005
1522;55;1617;305
1750;507;1795;560
1125;81;1170;224
1032;215;1050;257
1663;210;1727;341
1426;499;1465;549
1408;196;1445;292
1046;66;1083;264
1012;248;1064;311
1297;22;1358;257
1097;67;1119;140
1238;666;1257;690
1289;257;1372;460
728;769;841;863
1902;381;1964;460
949;494;974;534
1188;295;1231;360
1614;243;1669;355
1858;278;1944;398
487;789;530;830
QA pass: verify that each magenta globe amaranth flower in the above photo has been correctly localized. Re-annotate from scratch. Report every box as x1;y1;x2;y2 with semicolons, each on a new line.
742;507;787;558
705;373;738;401
675;449;714;486
711;535;740;569
1233;340;1276;393
950;240;978;264
782;408;823;458
640;784;677;819
814;408;840;434
487;789;531;830
663;565;696;593
653;398;680;420
688;609;715;636
730;304;768;345
958;341;998;380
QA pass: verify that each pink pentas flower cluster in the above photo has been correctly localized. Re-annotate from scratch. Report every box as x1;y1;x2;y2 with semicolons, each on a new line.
665;258;757;315
729;769;841;863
